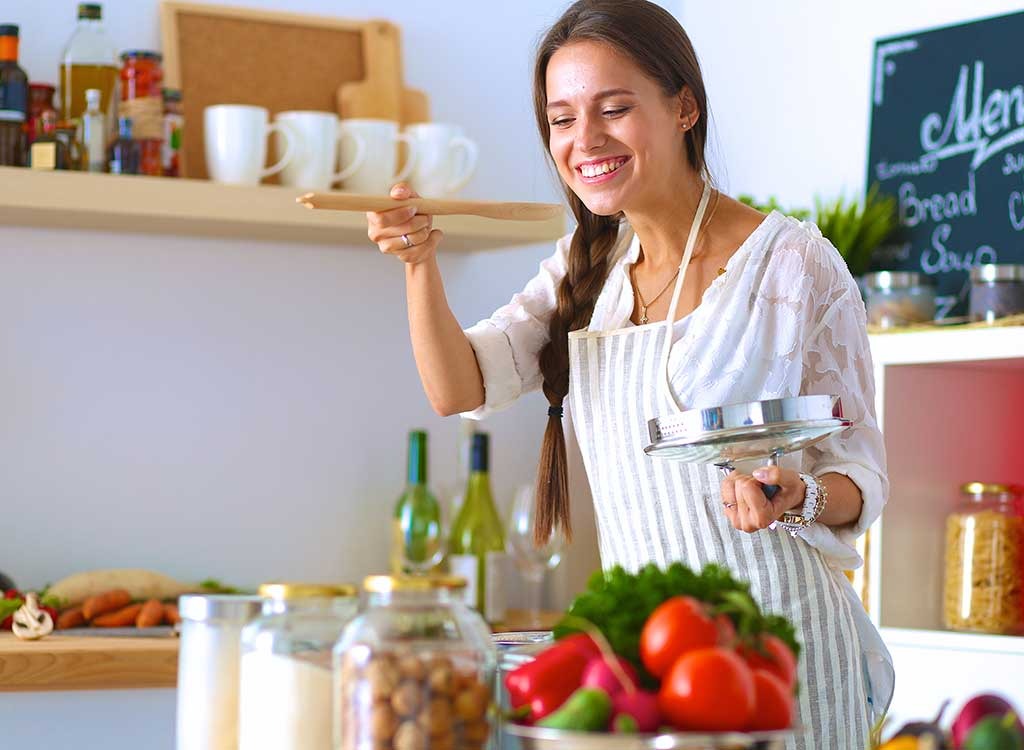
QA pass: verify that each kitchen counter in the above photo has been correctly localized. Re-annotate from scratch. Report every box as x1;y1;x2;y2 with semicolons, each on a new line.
0;609;561;692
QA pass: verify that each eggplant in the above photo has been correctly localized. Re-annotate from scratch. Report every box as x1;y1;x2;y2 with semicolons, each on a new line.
0;570;15;592
892;700;950;749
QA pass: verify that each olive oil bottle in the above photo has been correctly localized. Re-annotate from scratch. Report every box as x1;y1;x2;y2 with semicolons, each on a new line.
448;432;506;623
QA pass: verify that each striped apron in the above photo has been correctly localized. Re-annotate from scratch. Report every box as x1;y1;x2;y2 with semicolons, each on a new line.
567;184;872;748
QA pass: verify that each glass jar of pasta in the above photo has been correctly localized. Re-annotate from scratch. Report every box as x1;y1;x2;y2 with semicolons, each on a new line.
333;575;497;750
943;483;1024;635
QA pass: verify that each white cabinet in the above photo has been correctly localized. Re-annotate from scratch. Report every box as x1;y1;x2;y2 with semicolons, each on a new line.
867;327;1024;722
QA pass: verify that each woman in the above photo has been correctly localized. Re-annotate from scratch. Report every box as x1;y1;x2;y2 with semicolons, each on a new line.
367;1;892;746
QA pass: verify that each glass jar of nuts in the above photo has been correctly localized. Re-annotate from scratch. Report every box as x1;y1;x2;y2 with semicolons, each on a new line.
333;575;497;750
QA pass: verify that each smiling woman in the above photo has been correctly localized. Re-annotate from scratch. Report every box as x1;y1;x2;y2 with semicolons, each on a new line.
364;2;891;747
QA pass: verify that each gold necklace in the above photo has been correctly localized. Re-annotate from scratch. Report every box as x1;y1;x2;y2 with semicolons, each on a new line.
632;264;680;325
632;188;722;325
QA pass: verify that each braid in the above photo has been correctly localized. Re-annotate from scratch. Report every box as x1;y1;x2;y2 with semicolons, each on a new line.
534;198;620;544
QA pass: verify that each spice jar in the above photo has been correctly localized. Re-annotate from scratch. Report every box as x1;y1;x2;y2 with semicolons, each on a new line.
943;483;1024;635
119;50;163;175
334;575;497;750
863;271;937;329
969;264;1024;323
162;87;183;177
238;583;359;750
27;83;56;145
176;594;262;750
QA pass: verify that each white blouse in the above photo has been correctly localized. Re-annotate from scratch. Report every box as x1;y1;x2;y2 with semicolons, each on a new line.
462;211;888;570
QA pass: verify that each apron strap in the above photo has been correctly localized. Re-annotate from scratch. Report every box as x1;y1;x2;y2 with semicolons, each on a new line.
658;180;712;412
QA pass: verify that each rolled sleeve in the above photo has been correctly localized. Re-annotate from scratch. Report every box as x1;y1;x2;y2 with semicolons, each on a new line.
459;233;573;421
793;236;889;569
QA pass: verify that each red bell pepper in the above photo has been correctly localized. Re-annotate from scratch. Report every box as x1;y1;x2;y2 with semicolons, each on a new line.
504;633;600;719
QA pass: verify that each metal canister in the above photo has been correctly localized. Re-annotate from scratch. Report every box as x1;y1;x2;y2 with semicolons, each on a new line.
969;264;1024;323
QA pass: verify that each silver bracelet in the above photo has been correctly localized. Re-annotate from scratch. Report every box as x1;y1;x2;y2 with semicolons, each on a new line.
778;473;828;535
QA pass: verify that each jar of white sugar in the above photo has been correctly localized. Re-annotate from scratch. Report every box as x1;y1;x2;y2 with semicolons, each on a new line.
237;583;359;750
176;594;263;750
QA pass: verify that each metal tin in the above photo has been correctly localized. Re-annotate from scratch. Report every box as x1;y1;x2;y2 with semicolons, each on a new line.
178;593;261;622
645;395;851;463
968;263;1024;322
970;264;1024;283
862;270;927;290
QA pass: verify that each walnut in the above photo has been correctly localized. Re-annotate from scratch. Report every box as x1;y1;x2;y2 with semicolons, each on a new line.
370;702;399;741
392;680;424;717
394;721;427;750
453;683;489;722
416;697;454;737
398;654;427;681
367;656;401;699
430;732;455;750
426;663;454;696
461;721;490;744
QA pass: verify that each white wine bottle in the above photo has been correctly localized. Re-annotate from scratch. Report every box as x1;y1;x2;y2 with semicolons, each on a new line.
390;430;443;575
448;432;507;623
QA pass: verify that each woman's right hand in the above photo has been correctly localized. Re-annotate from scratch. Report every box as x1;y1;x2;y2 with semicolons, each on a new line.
366;183;444;265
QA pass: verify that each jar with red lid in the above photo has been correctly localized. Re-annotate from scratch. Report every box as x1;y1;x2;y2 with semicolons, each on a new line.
119;50;162;175
27;83;56;145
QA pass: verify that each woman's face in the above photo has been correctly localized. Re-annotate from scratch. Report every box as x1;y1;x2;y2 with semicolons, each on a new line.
545;40;695;217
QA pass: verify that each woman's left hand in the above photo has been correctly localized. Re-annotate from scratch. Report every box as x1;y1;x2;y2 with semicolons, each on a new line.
720;465;806;533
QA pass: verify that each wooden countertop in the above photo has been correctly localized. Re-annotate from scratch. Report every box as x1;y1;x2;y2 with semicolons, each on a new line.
0;609;560;692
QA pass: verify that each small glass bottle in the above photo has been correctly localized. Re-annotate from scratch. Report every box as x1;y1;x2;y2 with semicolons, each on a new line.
54;120;84;170
162;87;183;177
108;116;140;175
238;583;358;750
943;483;1024;635
79;87;105;172
0;24;28;167
333;575;497;750
119;50;163;176
392;430;444;575
27;83;57;145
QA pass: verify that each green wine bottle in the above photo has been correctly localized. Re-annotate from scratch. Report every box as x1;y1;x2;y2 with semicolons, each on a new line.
448;432;507;622
391;430;443;575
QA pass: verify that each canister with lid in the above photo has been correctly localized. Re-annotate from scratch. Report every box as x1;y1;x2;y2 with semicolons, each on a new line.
176;594;262;750
238;583;359;750
969;264;1024;323
862;271;936;329
333;575;497;750
943;483;1023;635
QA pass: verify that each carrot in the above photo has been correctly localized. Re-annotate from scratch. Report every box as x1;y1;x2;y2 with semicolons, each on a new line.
56;606;86;629
136;599;164;628
82;589;132;621
92;603;145;627
164;603;181;625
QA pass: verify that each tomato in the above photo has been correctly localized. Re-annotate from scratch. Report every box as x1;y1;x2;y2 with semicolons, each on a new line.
640;596;720;678
747;669;794;731
658;646;755;732
738;634;797;690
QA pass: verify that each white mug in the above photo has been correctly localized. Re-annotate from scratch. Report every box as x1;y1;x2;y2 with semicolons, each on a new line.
204;104;295;185
274;110;366;191
336;119;417;194
406;123;479;198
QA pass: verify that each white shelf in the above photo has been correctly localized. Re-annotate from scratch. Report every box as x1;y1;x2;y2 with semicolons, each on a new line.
0;167;566;251
869;325;1024;367
881;627;1024;656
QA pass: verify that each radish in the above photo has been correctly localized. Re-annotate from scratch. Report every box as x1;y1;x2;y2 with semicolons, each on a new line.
581;655;639;696
612;689;662;733
952;694;1024;748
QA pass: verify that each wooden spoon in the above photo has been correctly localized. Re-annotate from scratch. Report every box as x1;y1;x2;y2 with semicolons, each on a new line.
296;192;562;222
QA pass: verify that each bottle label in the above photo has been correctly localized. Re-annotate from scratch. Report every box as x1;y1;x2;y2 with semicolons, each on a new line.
120;96;163;140
30;141;56;170
447;555;479;611
484;551;507;624
0;78;27;122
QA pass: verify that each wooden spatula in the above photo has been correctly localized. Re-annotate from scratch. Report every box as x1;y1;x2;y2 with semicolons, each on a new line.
296;192;563;222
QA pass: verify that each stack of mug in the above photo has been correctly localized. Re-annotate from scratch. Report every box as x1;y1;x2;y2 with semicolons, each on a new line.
203;104;478;196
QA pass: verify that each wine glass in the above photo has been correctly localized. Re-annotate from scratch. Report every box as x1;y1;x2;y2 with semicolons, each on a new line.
506;483;564;628
399;490;445;575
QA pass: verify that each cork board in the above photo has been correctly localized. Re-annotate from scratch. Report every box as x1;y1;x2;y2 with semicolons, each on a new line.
160;3;410;180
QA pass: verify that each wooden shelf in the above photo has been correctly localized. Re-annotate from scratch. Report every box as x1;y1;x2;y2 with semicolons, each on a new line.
0;632;178;692
0;609;559;692
0;167;566;251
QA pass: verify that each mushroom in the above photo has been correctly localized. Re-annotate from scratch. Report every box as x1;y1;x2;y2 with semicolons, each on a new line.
12;592;54;641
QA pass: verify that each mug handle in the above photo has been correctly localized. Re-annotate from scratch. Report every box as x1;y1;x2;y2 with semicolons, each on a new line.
261;121;296;179
445;136;479;195
392;132;418;184
332;129;366;185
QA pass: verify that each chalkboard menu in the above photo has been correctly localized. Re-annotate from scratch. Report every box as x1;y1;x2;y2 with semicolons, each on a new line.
867;10;1024;318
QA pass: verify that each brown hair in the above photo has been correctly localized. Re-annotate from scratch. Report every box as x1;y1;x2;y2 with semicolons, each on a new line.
532;0;710;544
